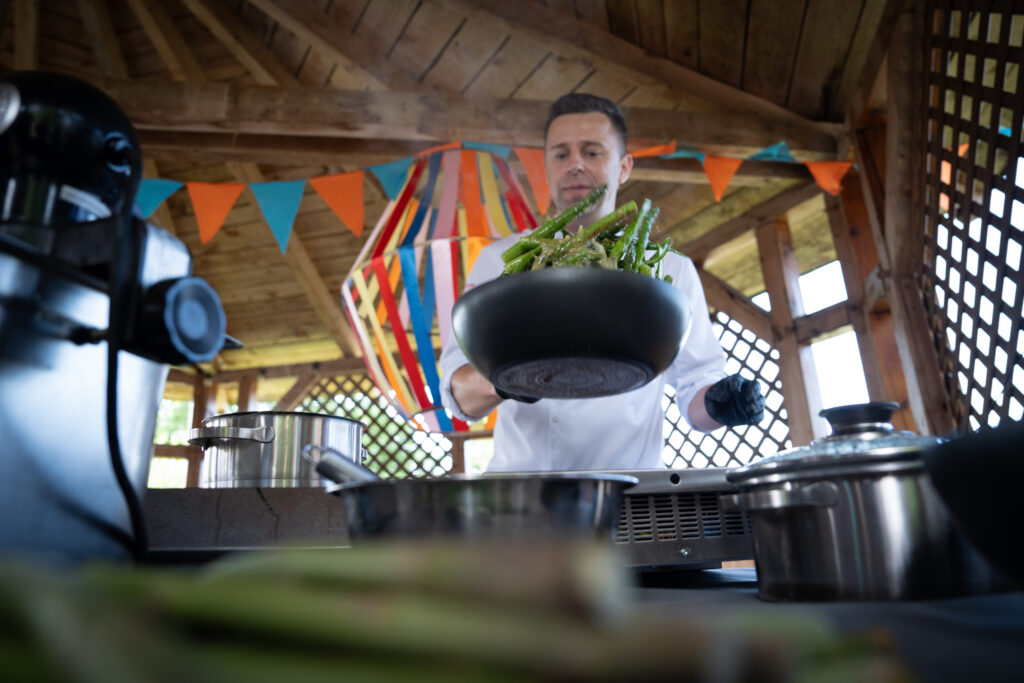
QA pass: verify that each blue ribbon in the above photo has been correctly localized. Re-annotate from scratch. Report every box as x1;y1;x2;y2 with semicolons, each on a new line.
401;153;441;248
250;180;306;253
134;179;183;218
398;245;453;431
659;149;706;165
747;142;796;162
464;141;512;159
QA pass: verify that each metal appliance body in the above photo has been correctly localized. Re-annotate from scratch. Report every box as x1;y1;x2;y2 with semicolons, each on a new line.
192;411;364;488
607;468;754;570
724;402;1008;601
327;473;638;541
0;223;192;562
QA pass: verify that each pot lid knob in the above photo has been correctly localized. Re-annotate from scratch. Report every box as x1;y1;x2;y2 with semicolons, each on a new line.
819;401;900;437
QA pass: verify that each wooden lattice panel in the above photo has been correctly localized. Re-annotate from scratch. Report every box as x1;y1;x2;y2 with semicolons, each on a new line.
921;2;1024;430
661;311;791;469
299;374;454;479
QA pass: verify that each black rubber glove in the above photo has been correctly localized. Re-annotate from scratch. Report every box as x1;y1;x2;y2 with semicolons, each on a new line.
495;386;540;404
704;374;765;427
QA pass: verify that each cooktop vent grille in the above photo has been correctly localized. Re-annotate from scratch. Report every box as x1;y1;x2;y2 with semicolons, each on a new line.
616;491;749;544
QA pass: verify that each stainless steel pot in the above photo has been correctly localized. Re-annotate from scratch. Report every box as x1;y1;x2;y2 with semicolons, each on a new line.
190;412;364;488
306;445;638;541
722;402;1008;601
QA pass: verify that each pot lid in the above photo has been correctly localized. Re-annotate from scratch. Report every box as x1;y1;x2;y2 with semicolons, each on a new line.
727;402;943;485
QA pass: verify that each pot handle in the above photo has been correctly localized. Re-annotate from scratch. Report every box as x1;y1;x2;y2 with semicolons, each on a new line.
720;481;840;512
188;425;275;446
302;444;380;485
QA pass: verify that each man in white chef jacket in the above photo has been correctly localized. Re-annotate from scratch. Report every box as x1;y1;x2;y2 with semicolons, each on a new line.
439;93;764;471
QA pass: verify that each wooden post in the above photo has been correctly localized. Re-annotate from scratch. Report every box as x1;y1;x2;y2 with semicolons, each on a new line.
188;374;217;488
756;218;825;443
883;8;955;435
237;370;259;412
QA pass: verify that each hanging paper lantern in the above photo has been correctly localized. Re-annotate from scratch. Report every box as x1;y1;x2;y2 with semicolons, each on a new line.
341;147;542;433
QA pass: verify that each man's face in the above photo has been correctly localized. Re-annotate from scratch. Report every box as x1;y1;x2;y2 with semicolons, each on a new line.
544;112;633;226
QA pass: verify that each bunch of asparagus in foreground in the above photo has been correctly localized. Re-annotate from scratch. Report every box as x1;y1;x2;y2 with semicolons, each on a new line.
501;185;674;281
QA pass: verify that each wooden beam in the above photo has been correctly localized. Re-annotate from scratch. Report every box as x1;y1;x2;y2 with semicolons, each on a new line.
236;370;259;411
76;0;128;78
792;301;851;346
13;0;39;70
697;268;773;342
676;182;822;263
273;372;320;411
96;80;838;158
227;161;360;358
211;357;367;384
453;0;837;135
244;0;404;91
124;0;206;82
882;9;954;436
757;218;825;443
181;0;297;87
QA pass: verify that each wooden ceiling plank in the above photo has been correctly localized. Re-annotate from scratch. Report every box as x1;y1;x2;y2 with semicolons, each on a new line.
634;0;666;57
604;0;638;44
447;0;833;131
698;0;748;89
104;80;837;157
76;0;128;78
462;32;549;99
419;13;509;93
676;181;821;263
13;0;39;70
245;0;411;91
831;0;901;123
573;0;610;32
389;2;466;83
226;161;360;358
663;0;698;69
180;0;297;87
124;0;205;82
785;0;862;119
741;0;804;109
513;53;594;101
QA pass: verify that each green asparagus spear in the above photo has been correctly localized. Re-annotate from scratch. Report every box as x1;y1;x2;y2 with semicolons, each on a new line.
628;206;659;272
550;200;637;264
500;184;608;263
609;198;650;266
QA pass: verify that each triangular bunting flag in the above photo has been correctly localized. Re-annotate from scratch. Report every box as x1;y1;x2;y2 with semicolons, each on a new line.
748;141;796;162
631;140;677;158
135;178;183;218
703;157;743;202
250;180;306;253
415;140;461;157
369;156;415;199
185;182;245;244
660;149;706;165
310;171;364;236
464;140;512;158
805;161;853;196
513;147;550;216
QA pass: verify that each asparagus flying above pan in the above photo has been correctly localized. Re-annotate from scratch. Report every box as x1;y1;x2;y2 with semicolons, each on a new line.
500;185;676;282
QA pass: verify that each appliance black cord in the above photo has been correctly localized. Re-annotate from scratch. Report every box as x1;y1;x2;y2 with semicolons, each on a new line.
107;214;149;561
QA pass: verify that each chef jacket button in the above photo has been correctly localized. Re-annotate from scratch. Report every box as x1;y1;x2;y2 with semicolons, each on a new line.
552;416;559;423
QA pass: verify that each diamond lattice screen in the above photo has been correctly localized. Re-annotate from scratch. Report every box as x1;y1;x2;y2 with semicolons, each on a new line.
921;2;1024;430
299;374;454;478
661;310;791;469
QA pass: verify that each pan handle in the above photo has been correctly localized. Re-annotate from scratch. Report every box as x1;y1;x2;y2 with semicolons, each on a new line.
188;425;275;446
719;481;840;512
302;444;380;485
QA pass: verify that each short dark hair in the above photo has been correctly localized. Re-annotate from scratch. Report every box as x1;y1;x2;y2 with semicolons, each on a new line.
544;93;628;155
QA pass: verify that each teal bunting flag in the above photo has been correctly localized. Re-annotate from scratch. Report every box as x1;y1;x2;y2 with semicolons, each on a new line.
250;180;306;253
748;141;796;162
660;149;706;165
464;141;512;158
368;156;416;199
135;178;183;218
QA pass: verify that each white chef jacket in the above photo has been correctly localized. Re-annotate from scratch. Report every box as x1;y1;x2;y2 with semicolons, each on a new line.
439;232;727;471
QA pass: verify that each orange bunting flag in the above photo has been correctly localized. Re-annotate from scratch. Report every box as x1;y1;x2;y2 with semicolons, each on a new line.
415;140;462;157
805;161;853;196
631;140;677;158
513;147;550;216
186;182;245;244
309;171;365;236
702;157;743;202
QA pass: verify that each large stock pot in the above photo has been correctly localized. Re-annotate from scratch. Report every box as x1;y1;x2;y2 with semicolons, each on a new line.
190;412;364;488
722;402;1008;601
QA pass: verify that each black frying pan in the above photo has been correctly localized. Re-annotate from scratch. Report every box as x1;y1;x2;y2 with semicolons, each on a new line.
451;267;692;399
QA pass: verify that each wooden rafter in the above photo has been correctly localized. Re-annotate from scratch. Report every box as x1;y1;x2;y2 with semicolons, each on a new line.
76;0;128;78
124;0;205;82
675;182;822;263
697;269;772;342
13;0;39;70
97;80;838;159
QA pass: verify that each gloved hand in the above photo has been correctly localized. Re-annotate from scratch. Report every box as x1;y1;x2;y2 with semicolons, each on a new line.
495;385;540;404
704;374;765;427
